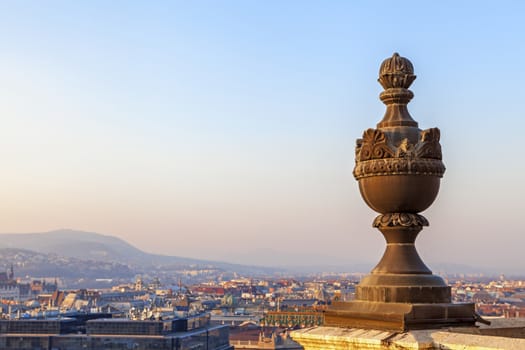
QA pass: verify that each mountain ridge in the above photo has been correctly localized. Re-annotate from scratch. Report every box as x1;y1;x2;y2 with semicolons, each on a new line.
0;229;284;276
0;229;502;277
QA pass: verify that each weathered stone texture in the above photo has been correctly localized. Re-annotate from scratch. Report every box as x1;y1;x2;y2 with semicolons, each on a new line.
291;325;525;350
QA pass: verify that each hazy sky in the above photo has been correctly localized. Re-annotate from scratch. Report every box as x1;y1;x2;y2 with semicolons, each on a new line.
1;1;524;273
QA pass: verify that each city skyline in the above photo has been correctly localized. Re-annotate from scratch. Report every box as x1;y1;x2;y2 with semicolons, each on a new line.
0;1;524;272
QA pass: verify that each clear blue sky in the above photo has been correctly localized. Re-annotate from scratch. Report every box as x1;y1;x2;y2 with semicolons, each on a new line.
0;1;524;273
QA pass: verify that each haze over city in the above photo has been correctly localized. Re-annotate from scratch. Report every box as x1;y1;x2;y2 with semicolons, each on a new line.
0;1;524;272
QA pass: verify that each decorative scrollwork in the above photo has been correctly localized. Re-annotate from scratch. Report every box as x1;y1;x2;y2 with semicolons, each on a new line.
356;129;395;161
354;127;445;179
373;213;429;228
415;128;442;160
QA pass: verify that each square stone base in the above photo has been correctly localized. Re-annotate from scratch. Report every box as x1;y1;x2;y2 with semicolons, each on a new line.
325;301;476;332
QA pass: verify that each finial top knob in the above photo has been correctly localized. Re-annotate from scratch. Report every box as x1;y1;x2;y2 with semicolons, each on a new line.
378;53;416;90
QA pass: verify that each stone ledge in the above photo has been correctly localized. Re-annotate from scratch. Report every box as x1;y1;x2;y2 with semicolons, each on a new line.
290;325;525;350
431;331;525;350
290;327;434;350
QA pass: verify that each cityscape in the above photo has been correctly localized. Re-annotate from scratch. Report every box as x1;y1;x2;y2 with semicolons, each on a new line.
1;1;525;349
0;229;524;349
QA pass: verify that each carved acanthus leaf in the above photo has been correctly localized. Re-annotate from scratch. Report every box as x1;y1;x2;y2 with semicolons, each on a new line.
356;129;395;161
415;128;442;160
355;127;442;163
395;138;416;158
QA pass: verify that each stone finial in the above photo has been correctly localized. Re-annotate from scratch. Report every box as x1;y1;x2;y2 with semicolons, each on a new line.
324;53;478;331
377;53;418;128
378;52;416;90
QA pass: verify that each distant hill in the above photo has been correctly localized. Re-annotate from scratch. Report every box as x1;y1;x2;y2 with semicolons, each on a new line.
0;229;282;276
0;230;499;280
0;229;145;262
0;247;135;279
0;229;184;265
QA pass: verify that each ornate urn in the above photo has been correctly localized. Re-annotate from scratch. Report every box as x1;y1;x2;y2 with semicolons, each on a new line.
324;53;478;331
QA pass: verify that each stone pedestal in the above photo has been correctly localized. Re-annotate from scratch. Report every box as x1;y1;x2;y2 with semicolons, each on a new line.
325;301;475;332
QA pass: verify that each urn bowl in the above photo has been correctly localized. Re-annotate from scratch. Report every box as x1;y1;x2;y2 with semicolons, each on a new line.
358;174;440;214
